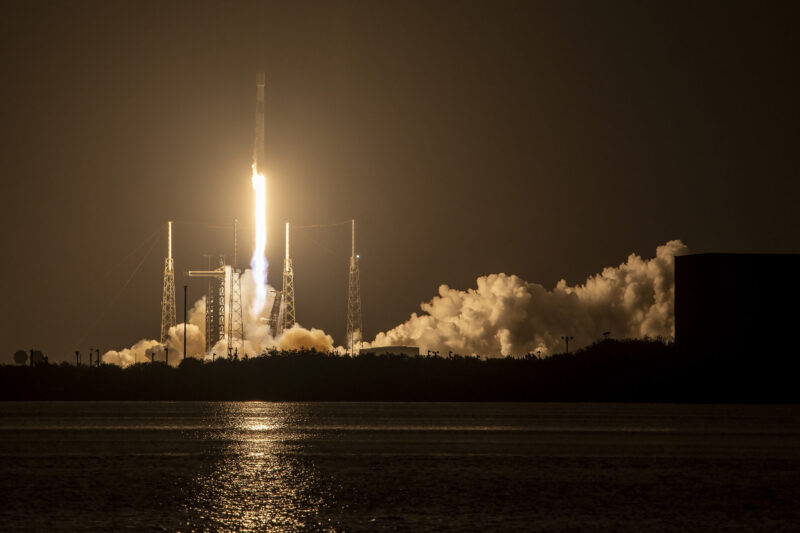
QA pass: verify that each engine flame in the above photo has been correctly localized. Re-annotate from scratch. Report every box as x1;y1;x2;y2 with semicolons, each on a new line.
250;166;268;316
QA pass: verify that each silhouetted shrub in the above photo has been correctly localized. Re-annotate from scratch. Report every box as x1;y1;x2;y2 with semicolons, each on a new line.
0;339;796;402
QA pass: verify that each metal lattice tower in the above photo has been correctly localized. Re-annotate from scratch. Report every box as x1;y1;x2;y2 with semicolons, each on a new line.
346;219;363;355
281;222;296;332
202;254;214;353
160;221;177;343
228;271;244;354
189;256;230;353
228;219;245;355
216;256;227;344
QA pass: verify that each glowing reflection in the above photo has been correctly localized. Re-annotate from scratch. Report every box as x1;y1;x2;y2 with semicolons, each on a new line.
181;403;337;531
246;423;279;432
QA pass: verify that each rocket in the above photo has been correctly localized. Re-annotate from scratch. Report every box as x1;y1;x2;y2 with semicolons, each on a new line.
250;72;269;315
254;72;265;175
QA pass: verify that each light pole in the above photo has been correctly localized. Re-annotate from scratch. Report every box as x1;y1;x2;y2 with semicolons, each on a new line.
561;335;574;354
183;285;188;360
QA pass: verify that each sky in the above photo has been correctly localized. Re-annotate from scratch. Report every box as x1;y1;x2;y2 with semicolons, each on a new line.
1;1;798;362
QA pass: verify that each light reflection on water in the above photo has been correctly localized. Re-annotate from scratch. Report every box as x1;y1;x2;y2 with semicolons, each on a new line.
1;402;799;532
181;403;339;532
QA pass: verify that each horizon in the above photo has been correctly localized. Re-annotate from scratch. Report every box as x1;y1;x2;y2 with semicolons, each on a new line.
2;1;798;362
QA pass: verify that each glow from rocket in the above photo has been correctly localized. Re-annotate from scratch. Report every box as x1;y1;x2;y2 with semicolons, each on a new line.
250;166;268;316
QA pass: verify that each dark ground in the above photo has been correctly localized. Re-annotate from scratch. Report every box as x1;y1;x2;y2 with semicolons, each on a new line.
2;340;797;403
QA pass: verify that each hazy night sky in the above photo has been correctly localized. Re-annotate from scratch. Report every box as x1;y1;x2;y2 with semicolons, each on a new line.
1;1;798;361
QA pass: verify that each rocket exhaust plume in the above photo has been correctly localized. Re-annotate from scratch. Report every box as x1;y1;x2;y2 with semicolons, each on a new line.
250;71;268;316
250;168;267;316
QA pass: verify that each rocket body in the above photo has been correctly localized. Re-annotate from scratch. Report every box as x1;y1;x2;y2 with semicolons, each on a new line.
254;72;265;175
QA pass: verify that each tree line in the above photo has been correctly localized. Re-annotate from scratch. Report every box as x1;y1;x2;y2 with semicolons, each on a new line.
1;339;796;402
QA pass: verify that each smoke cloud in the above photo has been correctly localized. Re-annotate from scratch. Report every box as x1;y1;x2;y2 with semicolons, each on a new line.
370;240;688;356
102;240;688;366
102;268;339;367
102;339;162;367
278;326;335;352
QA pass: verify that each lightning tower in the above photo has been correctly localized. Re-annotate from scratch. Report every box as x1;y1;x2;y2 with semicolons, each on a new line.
268;222;296;336
281;222;296;332
346;219;362;355
160;221;177;343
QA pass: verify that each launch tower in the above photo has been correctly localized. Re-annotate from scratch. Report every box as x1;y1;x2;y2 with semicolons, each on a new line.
188;220;244;356
228;219;245;355
268;222;296;336
189;258;227;350
160;221;177;343
202;254;214;352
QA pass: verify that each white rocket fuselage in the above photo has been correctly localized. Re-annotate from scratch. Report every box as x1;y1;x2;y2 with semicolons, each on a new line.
254;72;265;175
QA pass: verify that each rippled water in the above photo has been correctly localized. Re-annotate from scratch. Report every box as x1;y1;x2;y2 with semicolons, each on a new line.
0;402;798;531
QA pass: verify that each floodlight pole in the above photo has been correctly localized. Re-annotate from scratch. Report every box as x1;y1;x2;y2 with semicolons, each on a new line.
561;335;574;354
183;285;188;360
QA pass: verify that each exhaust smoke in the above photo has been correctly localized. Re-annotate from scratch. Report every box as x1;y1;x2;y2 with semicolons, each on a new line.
369;240;689;356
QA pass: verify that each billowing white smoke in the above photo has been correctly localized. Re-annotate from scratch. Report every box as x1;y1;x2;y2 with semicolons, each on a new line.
278;326;335;352
102;268;336;367
370;240;688;357
102;339;162;367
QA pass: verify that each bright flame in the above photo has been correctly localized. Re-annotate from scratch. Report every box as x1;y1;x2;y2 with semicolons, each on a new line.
250;167;268;316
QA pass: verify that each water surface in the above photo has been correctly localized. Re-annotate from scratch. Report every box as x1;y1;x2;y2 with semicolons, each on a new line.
0;402;798;531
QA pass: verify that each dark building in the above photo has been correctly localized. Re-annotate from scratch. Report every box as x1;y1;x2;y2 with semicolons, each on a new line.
674;253;800;357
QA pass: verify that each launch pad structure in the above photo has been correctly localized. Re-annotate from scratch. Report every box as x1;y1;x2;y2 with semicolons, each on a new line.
156;72;366;356
268;222;296;337
187;220;245;356
160;221;176;343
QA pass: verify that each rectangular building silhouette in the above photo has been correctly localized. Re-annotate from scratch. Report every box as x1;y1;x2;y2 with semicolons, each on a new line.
674;253;800;357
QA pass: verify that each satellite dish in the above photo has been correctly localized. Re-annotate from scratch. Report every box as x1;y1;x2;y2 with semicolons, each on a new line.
31;350;44;364
13;350;27;365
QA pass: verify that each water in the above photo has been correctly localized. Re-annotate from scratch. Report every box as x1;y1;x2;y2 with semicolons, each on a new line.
0;402;798;532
